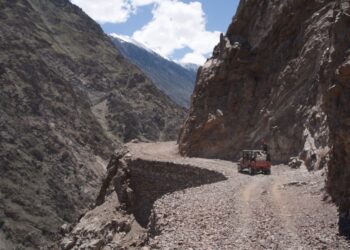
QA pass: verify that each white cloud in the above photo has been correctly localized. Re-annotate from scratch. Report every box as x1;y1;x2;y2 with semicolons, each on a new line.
180;52;207;65
131;0;161;7
71;0;220;64
132;0;220;64
71;0;132;23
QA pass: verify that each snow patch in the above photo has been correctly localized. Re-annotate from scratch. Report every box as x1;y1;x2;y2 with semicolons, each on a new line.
110;33;158;55
178;62;200;71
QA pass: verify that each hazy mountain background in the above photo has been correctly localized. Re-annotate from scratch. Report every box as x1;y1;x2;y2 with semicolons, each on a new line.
111;35;198;108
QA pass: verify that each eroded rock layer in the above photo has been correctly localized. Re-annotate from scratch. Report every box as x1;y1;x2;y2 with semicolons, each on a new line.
178;0;349;224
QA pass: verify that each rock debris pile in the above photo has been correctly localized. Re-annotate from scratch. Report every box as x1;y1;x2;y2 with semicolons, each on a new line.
60;142;350;249
59;142;226;249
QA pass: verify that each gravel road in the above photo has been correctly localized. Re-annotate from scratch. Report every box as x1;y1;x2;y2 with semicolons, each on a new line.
127;142;350;249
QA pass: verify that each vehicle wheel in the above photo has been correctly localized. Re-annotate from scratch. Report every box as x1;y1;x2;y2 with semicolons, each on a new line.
266;169;271;175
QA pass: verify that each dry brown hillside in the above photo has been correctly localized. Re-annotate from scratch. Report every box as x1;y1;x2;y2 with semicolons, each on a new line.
0;0;185;248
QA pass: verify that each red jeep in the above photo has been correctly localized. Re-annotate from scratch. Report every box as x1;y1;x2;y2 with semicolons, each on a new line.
238;150;271;175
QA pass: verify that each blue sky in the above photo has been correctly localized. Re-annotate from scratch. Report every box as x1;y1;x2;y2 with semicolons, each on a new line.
72;0;239;64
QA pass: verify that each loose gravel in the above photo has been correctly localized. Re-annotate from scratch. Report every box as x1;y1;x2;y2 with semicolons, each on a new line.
127;142;350;249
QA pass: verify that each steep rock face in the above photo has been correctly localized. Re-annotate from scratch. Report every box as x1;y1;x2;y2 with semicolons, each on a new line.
0;0;184;248
111;36;197;108
324;0;350;233
180;0;336;165
179;0;349;232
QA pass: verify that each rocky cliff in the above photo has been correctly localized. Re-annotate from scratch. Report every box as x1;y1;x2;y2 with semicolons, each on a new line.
59;143;226;249
0;0;185;248
178;0;349;230
324;0;350;235
111;36;197;108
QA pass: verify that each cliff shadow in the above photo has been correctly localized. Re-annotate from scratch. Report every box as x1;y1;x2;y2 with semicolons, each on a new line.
339;213;350;240
127;159;227;228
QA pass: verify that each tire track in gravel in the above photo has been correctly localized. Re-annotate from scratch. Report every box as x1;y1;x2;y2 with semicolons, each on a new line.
229;178;257;249
235;176;284;250
271;177;301;245
249;177;282;250
229;174;307;250
126;142;350;249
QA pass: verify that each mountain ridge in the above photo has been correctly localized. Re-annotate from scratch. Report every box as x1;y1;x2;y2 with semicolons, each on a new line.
111;35;198;108
0;0;185;248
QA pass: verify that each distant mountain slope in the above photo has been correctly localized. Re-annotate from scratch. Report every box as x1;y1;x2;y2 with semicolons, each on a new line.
0;0;185;248
111;35;198;108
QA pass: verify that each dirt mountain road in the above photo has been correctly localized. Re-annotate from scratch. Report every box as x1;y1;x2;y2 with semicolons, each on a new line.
127;142;350;249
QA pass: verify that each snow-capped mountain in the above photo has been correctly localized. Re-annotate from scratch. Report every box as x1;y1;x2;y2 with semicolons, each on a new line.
110;34;198;108
179;62;200;72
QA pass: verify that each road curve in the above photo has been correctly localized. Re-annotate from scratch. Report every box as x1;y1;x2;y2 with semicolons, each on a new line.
127;141;350;249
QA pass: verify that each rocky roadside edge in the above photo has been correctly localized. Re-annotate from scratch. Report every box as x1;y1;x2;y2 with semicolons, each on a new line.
55;148;227;249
